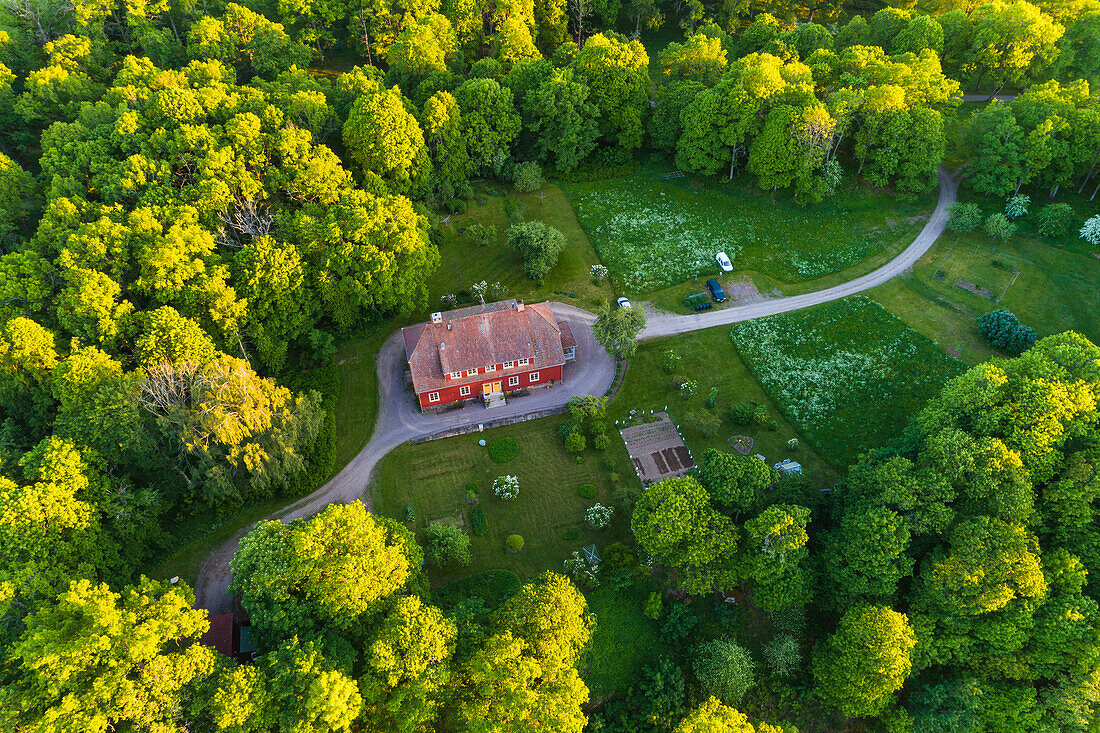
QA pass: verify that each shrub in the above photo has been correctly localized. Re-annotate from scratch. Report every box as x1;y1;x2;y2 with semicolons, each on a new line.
488;436;519;463
612;487;638;511
450;199;468;215
984;212;1016;240
578;483;597;499
683;409;722;437
562;528;579;540
1004;193;1029;220
601;458;616;471
403;506;415;522
693;638;756;705
558;419;577;441
1081;214;1100;247
424;522;472;566
512;161;544;192
1037;202;1075;238
505;534;524;551
643;592;663;620
466;223;497;247
503;196;527;224
763;634;802;678
946;202;982;232
661;604;700;643
593;433;611;451
308;329;337;364
730;400;757;425
470;507;488;535
705;387;718;408
590;264;609;284
769;605;808;635
663;349;681;374
575;455;585;464
767;419;778;432
753;404;769;426
977;308;1036;355
787;438;799;451
466;481;479;493
608;471;620;485
565;431;586;453
492;475;520;500
564;550;599;588
585;503;614;528
465;488;477;504
679;380;698;400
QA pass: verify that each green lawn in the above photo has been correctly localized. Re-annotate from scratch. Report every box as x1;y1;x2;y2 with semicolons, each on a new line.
730;296;967;468
609;327;839;484
563;163;935;296
581;583;670;698
368;417;635;587
429;182;615;311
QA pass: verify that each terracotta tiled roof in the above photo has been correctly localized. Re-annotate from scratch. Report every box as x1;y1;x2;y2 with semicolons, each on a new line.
403;300;566;394
558;321;576;349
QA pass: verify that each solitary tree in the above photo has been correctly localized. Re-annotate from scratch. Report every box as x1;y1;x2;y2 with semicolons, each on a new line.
593;305;646;358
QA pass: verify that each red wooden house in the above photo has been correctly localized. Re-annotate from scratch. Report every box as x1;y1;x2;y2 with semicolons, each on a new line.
402;299;576;410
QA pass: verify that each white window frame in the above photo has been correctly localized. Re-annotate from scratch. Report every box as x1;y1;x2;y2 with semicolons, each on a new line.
485;364;496;373
448;371;461;380
503;360;515;369
508;375;519;387
529;371;539;383
466;368;478;377
427;392;440;403
459;385;471;396
518;358;530;367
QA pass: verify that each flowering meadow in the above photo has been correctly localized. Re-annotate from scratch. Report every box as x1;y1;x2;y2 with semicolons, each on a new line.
730;297;965;467
565;166;932;293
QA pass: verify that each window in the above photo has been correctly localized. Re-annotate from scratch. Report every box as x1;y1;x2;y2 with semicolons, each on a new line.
459;385;471;396
530;371;539;383
485;364;496;373
508;375;519;387
503;361;515;369
427;392;439;403
448;371;461;380
466;368;478;377
518;358;530;367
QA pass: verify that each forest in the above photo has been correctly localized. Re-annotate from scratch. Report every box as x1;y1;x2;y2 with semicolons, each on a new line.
0;0;1098;728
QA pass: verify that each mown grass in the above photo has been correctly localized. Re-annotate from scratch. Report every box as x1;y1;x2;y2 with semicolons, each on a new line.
563;163;934;295
369;417;635;587
428;182;615;311
730;296;966;468
609;327;839;484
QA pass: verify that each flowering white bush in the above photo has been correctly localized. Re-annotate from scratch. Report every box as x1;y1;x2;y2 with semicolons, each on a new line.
590;264;609;283
679;380;698;400
1082;215;1100;247
564;551;600;588
585;503;614;528
492;475;519;500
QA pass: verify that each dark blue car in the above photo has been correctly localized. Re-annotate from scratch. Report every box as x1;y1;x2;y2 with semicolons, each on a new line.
707;278;726;303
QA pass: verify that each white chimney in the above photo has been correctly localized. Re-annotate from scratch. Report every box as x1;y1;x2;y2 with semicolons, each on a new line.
516;300;525;312
431;312;442;324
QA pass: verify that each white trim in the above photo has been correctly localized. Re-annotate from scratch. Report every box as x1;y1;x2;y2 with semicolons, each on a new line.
466;368;478;376
427;392;440;403
518;358;530;367
448;371;461;380
508;375;519;387
503;360;515;369
530;371;540;383
459;385;471;396
485;364;496;372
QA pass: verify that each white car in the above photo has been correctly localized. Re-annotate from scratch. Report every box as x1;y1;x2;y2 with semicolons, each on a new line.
616;297;632;309
716;251;734;272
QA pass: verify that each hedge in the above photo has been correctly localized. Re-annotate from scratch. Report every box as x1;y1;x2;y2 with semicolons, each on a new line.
470;506;488;536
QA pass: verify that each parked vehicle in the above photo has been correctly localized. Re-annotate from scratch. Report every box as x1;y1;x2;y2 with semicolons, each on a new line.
707;278;726;303
616;297;632;309
716;251;733;272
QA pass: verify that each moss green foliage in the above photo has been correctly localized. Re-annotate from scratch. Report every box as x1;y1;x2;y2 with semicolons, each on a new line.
977;308;1037;355
693;638;756;705
424;522;473;566
488;436;519;463
470;506;489;536
506;534;525;551
730;297;966;467
578;483;598;499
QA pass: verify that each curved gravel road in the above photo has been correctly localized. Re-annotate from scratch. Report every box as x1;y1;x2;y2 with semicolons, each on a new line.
641;167;959;338
194;166;959;614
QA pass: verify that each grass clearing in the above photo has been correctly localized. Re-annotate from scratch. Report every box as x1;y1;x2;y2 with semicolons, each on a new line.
730;297;966;467
369;417;634;587
429;182;614;311
563;163;934;295
582;583;670;698
610;327;838;482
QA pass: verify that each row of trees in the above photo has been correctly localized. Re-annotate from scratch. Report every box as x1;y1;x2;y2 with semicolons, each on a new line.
626;331;1100;728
